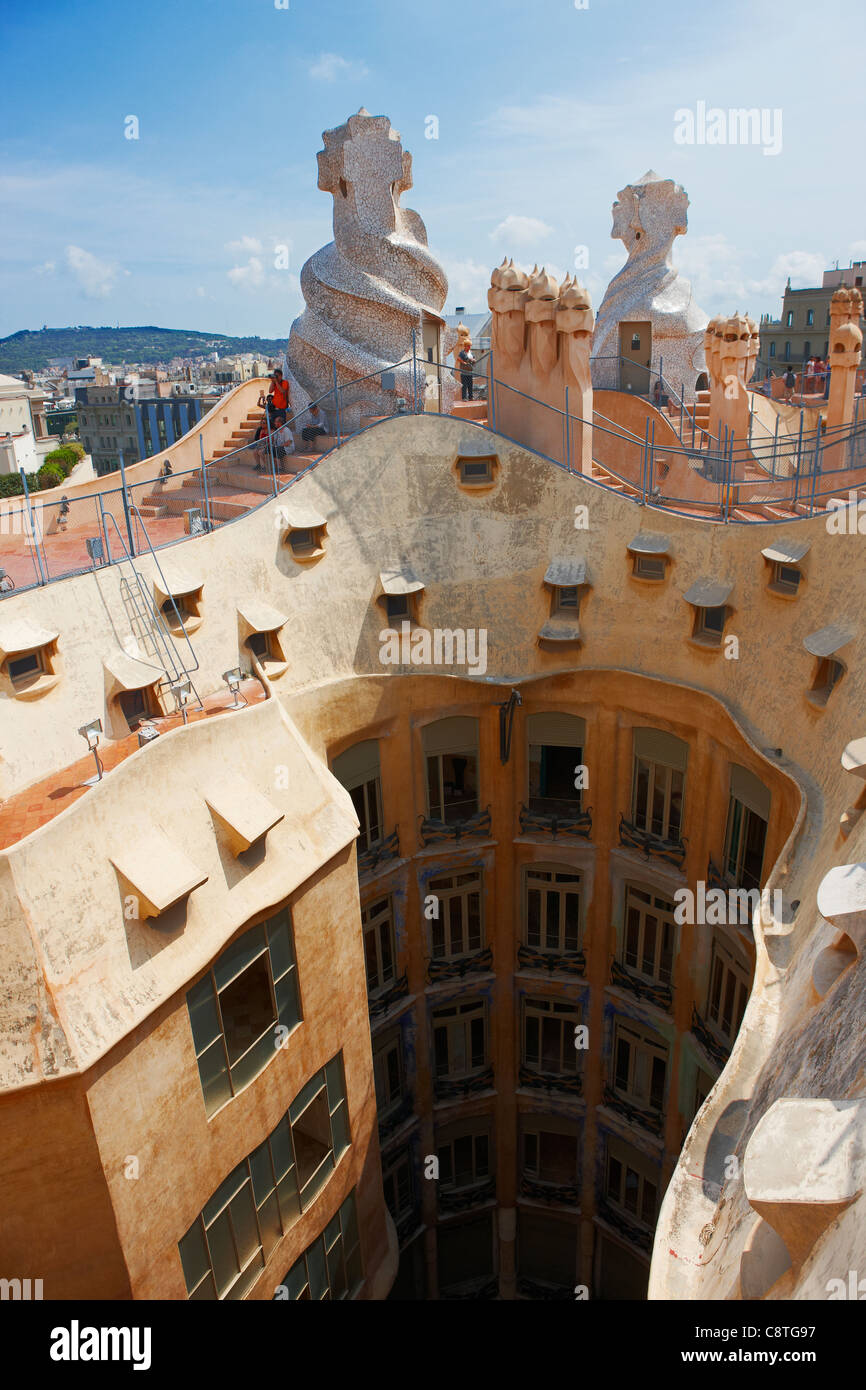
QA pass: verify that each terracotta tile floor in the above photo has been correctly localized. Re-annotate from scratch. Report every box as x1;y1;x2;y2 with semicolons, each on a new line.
0;678;267;850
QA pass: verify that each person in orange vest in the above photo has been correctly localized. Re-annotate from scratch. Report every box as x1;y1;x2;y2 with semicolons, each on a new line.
260;370;291;427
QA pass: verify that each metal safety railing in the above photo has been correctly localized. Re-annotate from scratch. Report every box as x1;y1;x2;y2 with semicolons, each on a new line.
5;340;866;599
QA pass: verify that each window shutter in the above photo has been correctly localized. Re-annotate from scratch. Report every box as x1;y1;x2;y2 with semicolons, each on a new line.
527;712;586;747
633;727;688;772
421;717;478;756
729;764;770;821
331;739;380;790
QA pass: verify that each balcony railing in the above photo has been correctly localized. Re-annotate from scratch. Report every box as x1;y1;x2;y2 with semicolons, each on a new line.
602;1083;664;1138
609;957;673;1013
438;1175;496;1214
516;1275;574;1301
368;972;409;1022
434;1064;494;1102
597;1197;653;1255
426;946;493;984
519;1173;581;1207
358;826;400;876
517;942;586;976
377;1091;415;1145
691;1004;730;1071
518;802;592;840
518;1063;583;1098
418;804;492;846
618;814;687;868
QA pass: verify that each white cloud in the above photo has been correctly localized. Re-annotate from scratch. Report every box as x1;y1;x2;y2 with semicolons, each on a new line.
489;215;554;248
439;257;492;310
848;240;866;258
481;96;622;145
309;52;368;82
34;260;56;276
65;245;121;298
226;234;263;254
228;256;265;288
751;250;826;296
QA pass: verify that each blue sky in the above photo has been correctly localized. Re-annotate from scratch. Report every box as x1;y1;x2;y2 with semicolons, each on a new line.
1;0;864;342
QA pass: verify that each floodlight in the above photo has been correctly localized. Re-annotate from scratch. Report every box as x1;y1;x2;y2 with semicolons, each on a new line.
222;667;247;710
78;718;104;784
169;678;193;724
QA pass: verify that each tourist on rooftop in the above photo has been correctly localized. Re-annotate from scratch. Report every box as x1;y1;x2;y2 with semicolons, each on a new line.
458;341;476;401
300;402;329;444
784;366;796;402
58;496;70;531
259;369;291;427
271;412;295;471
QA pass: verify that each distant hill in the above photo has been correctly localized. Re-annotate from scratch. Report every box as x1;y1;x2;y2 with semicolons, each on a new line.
0;326;287;373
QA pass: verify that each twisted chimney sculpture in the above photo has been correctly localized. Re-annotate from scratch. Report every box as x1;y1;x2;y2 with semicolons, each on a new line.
287;109;449;430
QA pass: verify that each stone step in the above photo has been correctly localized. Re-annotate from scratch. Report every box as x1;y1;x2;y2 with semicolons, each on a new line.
451;400;488;420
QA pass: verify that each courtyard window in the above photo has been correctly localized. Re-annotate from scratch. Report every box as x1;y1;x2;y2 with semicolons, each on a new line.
361;896;396;995
423;717;479;823
521;1116;580;1188
276;1191;362;1300
707;935;750;1045
605;1137;659;1229
432;998;487;1080
522;996;580;1075
179;1055;349;1299
331;740;382;853
372;1030;405;1117
524;866;582;954
428;871;483;959
437;1121;491;1191
631;728;687;842
186;908;301;1116
622;883;675;985
612;1018;667;1114
724;766;770;891
527;712;586;815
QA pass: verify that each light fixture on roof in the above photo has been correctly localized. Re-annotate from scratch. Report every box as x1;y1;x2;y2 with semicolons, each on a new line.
78;718;104;785
222;667;247;711
169;678;193;724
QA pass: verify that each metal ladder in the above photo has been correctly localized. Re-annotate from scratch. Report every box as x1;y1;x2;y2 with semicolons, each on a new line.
101;507;204;707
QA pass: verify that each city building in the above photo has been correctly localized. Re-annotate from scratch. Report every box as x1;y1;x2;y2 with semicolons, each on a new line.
0;371;59;475
759;263;866;367
76;384;208;475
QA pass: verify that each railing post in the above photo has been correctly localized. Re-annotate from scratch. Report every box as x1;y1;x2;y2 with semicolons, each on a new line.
488;350;496;431
199;435;214;525
810;425;821;514
648;418;655;499
19;467;47;585
642;417;650;503
793;410;804;505
564;386;571;471
772;413;779;478
411;328;418;412
333;359;341;448
679;383;684;438
98;492;112;564
118;450;135;555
